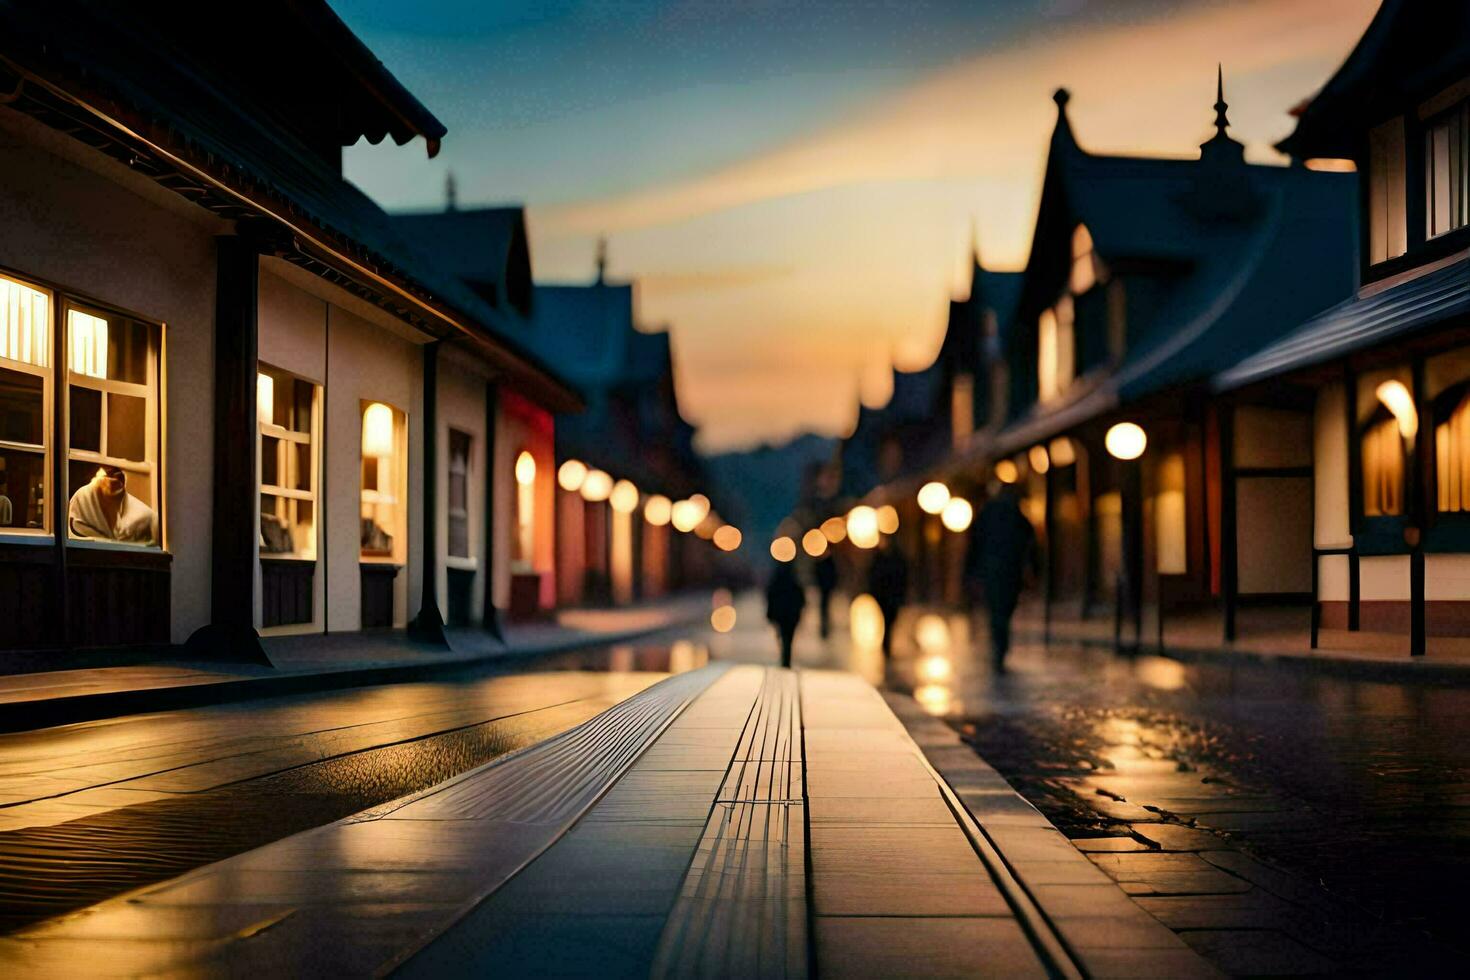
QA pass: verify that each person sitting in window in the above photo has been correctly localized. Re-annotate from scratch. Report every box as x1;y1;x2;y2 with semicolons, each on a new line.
68;465;156;545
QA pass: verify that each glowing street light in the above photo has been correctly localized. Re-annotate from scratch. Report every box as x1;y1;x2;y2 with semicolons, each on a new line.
515;451;537;486
644;494;672;526
917;481;950;514
941;497;973;533
820;516;847;543
714;525;742;552
671;499;702;532
995;459;1019;484
846;505;880;549
876;504;899;535
580;468;613;502
1028;444;1050;475
1105;422;1148;461
1049;437;1076;467
770;536;797;562
557;459;587;492
687;493;711;523
609;479;639;514
802;528;828;557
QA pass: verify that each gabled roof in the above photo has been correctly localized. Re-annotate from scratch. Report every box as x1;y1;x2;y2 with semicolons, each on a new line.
524;283;638;390
1217;256;1470;391
1278;0;1470;160
1006;85;1356;424
390;207;534;316
0;0;578;412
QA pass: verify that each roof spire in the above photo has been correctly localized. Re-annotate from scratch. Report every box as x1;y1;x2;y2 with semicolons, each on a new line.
594;236;608;285
444;170;457;212
1050;87;1076;150
1213;63;1230;139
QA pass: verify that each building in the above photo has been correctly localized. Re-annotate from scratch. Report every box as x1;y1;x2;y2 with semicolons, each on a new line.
1218;1;1470;655
0;2;578;659
523;261;711;611
985;81;1356;639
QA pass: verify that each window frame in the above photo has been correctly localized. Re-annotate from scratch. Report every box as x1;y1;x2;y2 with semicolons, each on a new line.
0;270;53;539
257;363;321;561
1424;99;1470;242
447;427;473;562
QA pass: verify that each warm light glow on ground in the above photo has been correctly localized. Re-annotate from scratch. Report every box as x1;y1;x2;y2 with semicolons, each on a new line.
915;614;950;656
849;593;885;651
770;536;797;562
802;528;828;557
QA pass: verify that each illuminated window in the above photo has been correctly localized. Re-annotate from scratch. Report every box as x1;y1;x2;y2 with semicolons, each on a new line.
1155;452;1186;574
65;304;161;547
1071;224;1098;294
1368;117;1407;263
1037;296;1075;402
448;429;472;558
1435;384;1470;513
514;449;536;570
0;273;50;535
360;400;406;560
1426;101;1470;240
1362;411;1405;517
257;365;318;558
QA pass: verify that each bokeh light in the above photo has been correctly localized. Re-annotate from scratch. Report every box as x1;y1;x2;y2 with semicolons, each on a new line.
846;505;880;548
1049;437;1076;467
714;525;742;551
849;593;885;651
1105;422;1148;460
580;469;613;502
609;479;639;514
995;459;1019;484
557;459;587;492
941;497;973;532
770;536;797;562
671;499;701;532
917;481;950;514
644;494;672;526
820;516;847;543
1028;444;1050;475
876;504;900;534
711;605;737;633
802;528;828;557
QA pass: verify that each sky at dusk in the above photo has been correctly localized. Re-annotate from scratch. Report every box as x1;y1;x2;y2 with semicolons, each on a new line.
338;0;1379;451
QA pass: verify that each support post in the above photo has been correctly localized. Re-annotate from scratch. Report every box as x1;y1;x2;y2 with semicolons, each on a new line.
482;383;503;640
410;341;447;643
1043;462;1056;643
1344;362;1362;631
190;236;268;664
1124;459;1144;652
1410;355;1427;657
1220;403;1238;644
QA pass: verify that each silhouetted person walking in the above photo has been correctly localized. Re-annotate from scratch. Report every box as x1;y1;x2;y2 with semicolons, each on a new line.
867;536;909;657
813;553;838;638
765;560;806;668
968;483;1036;671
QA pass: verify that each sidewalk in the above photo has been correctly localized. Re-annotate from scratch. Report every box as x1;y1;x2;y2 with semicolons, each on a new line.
0;597;708;734
1011;599;1470;680
0;663;1217;978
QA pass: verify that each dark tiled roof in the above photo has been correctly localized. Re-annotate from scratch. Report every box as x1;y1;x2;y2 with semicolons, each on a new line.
389;207;534;315
524;284;637;389
1217;258;1470;391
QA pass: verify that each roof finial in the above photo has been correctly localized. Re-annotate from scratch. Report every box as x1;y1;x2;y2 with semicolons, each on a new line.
444;170;458;212
1213;63;1230;138
594;236;608;285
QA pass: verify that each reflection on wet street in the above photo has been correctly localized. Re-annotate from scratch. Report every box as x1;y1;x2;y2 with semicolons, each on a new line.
0;640;711;931
864;603;1470;963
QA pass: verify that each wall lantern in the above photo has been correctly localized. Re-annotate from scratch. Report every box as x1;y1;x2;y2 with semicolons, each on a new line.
362;402;395;458
1105;422;1148;461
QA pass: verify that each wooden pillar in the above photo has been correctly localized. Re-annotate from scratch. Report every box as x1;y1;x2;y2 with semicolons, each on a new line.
1043;462;1056;642
192;236;268;664
1344;362;1362;631
481;382;502;639
1081;444;1098;619
409;341;447;643
1220;403;1238;644
1123;458;1144;651
1410;356;1428;657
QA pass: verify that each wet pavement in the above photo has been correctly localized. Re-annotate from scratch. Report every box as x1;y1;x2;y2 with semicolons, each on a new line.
868;603;1469;974
0;641;712;931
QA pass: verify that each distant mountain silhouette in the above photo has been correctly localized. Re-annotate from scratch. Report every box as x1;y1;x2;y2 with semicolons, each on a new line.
704;433;836;558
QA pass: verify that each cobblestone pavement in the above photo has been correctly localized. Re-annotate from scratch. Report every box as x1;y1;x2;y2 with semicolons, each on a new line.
868;605;1467;975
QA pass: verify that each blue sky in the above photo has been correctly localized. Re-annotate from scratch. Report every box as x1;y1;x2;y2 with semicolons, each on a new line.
339;0;1378;449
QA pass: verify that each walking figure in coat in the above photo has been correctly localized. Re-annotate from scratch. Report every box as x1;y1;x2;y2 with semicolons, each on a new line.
765;560;806;668
967;483;1037;671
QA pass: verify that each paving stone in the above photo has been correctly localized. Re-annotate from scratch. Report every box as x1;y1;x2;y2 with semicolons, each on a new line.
814;916;1048;979
1085;797;1163;822
1190;810;1313;832
811;872;1012;917
1088;851;1220;877
806;797;956;826
1133;891;1303;930
1076;947;1226;979
1131;824;1224;851
398;912;666;979
1028;883;1145;919
1197;850;1325;904
808;826;981;875
1116;872;1253;896
1073;836;1154;852
1180;928;1336;976
1051;913;1186;949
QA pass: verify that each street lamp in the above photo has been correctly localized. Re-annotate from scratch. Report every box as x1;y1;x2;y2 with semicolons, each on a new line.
802;528;828;557
770;536;797;562
644;494;672;526
994;459;1019;484
580;468;612;502
917;481;950;514
1105;422;1147;461
1105;421;1147;652
557;459;587;492
940;497;972;533
846;505;880;549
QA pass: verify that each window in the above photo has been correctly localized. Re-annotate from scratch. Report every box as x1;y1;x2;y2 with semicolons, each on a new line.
1037;295;1075;402
360;400;406;561
1155;451;1187;574
1071;224;1099;295
0;274;50;533
1362;414;1405;516
1426;101;1470;239
65;304;160;546
448;429;471;558
513;449;536;570
1435;383;1470;513
258;365;318;558
1368;117;1408;263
